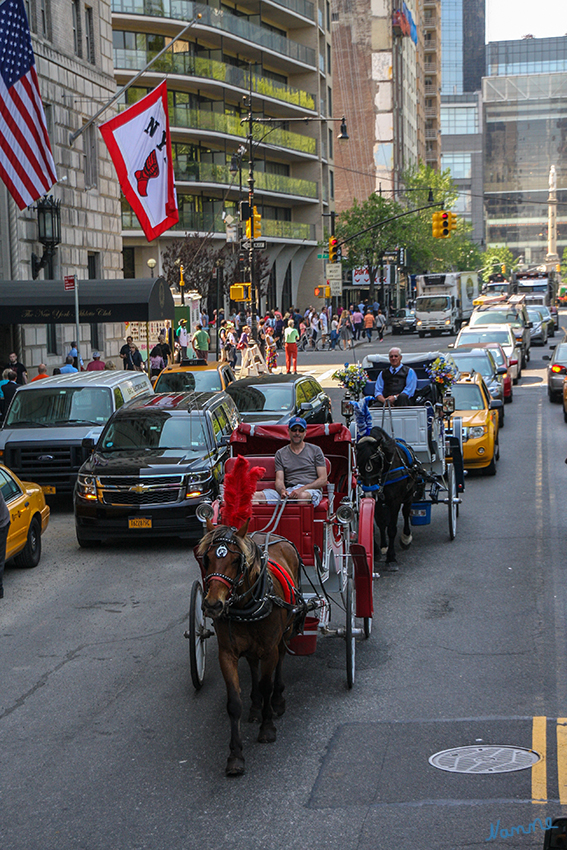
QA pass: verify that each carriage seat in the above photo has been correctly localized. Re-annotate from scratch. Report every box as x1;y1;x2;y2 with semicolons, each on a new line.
225;455;331;513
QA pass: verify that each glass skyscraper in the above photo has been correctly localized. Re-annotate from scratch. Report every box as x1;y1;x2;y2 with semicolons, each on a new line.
484;37;567;262
440;0;485;243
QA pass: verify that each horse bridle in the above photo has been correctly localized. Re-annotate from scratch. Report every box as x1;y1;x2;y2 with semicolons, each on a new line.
203;534;249;595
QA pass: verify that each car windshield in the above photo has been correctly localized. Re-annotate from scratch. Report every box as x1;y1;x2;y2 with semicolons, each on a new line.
5;386;113;427
226;384;294;413
415;296;450;312
470;311;522;326
154;370;223;393
457;329;512;346
395;308;413;318
452;384;485;411
553;344;567;365
486;348;505;367
527;310;543;322
451;354;493;378
100;412;208;452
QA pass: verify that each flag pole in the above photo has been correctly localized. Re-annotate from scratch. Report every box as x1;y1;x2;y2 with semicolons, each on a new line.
69;16;202;145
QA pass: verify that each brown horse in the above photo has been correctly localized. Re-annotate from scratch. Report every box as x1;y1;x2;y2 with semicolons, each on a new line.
196;519;302;776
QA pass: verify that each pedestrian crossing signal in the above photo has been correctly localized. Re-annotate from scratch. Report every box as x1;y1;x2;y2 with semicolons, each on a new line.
230;284;251;301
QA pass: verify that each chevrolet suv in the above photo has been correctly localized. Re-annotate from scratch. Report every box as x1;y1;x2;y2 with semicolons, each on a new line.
74;391;239;546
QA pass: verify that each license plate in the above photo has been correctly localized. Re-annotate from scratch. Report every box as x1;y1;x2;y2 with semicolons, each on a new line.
42;485;56;495
129;517;152;529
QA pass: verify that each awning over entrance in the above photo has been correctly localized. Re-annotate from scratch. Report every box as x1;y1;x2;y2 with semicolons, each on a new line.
0;278;175;324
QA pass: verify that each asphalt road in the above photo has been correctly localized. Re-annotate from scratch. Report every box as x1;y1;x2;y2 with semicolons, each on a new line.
2;321;567;850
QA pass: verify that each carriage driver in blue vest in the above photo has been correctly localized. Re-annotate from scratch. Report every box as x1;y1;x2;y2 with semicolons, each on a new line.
374;347;418;407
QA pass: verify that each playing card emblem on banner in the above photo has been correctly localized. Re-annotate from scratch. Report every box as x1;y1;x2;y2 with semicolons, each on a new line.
100;81;178;241
0;0;57;209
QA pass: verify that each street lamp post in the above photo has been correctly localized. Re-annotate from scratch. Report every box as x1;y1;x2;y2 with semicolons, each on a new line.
214;259;224;359
147;258;156;278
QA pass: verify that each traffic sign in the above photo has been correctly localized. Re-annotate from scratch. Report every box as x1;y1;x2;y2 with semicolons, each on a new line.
253;240;266;250
317;253;329;260
64;275;75;291
326;263;342;280
328;276;343;296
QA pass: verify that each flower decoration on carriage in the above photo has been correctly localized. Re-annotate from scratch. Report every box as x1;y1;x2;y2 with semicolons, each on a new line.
332;363;369;399
425;356;458;394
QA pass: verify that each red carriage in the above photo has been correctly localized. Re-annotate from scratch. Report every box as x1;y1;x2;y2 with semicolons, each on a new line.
188;422;377;692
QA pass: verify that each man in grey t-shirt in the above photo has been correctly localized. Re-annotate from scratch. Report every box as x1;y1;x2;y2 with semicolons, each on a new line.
254;417;327;506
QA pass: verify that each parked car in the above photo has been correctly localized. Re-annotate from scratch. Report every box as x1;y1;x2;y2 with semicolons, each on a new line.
467;302;532;366
74;391;240;546
537;305;556;338
153;360;236;393
453;342;513;403
226;374;332;425
450;374;501;476
544;343;567;402
451;324;522;384
391;307;417;335
450;348;507;426
526;308;548;346
1;463;50;567
0;371;153;494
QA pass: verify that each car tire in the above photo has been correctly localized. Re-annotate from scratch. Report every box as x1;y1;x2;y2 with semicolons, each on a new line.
499;408;505;428
564;406;567;424
485;440;498;476
418;331;425;339
14;517;42;568
549;388;558;403
526;348;531;363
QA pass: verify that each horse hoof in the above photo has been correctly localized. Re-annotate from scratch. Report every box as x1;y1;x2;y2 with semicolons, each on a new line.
258;725;277;744
399;541;410;550
226;757;245;776
248;707;262;723
380;547;388;555
386;563;399;572
271;699;286;717
400;533;412;548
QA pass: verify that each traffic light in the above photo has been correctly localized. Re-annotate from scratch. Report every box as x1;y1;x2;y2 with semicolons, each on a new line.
448;211;458;234
432;211;443;238
329;236;338;263
253;206;261;238
229;283;251;302
245;217;252;239
501;264;506;275
440;211;450;238
314;286;332;298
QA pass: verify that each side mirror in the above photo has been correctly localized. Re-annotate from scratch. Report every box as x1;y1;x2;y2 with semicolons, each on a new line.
300;402;314;411
447;342;454;349
489;399;503;410
542;355;551;361
497;366;507;375
509;359;518;366
528;322;533;329
549;343;557;351
82;437;95;451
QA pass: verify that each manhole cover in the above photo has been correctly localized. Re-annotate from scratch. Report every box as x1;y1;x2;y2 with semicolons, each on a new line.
428;745;541;774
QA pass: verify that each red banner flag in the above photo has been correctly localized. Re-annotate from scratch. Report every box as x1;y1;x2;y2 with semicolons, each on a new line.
100;81;178;241
0;0;57;209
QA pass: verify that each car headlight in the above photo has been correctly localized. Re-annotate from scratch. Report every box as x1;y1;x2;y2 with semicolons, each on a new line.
444;319;451;326
468;426;486;439
416;320;422;326
77;474;97;499
185;472;212;499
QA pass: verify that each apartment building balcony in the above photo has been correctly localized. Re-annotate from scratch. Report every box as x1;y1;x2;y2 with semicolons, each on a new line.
174;161;319;200
423;0;439;8
423;62;439;74
423;37;437;50
424;84;439;96
424;106;439;118
425;128;439;140
169;108;318;157
111;0;317;70
122;208;316;239
114;50;316;114
423;15;438;32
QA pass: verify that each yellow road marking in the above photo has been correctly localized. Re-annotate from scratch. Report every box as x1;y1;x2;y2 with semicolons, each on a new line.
532;716;547;803
557;718;567;804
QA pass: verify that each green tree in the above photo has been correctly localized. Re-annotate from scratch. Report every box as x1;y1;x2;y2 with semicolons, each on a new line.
479;246;517;282
560;246;567;280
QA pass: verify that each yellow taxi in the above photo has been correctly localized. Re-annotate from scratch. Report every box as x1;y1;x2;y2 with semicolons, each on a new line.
450;373;502;476
153;359;236;394
1;464;50;567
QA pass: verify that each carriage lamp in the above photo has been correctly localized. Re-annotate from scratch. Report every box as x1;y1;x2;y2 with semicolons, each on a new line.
341;393;355;422
442;395;455;415
196;501;214;522
336;503;355;525
31;195;62;279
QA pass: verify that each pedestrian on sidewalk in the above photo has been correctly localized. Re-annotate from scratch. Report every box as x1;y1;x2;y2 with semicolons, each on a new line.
364;309;376;342
376;308;387;341
338;310;353;349
352;307;363;340
284;319;299;373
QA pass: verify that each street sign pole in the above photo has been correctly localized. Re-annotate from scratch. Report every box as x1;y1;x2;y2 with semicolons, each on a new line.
74;275;80;367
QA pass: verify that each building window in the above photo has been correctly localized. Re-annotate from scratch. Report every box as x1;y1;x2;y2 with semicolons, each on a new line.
90;323;100;350
327;43;331;76
328;86;332;116
46;325;58;355
87;251;99;279
440;105;479;135
326;1;330;30
38;0;48;37
329;170;334;199
72;0;81;55
328;127;333;160
24;0;32;29
84;123;98;187
123;247;135;278
85;6;95;64
440;152;472;180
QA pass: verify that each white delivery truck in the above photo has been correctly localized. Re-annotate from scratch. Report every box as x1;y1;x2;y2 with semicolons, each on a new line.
414;272;480;337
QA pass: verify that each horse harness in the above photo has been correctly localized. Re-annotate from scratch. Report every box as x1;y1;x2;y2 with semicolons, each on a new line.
360;438;421;498
202;532;304;623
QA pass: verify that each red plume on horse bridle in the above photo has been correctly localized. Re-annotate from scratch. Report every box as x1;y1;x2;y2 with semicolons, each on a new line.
220;455;265;529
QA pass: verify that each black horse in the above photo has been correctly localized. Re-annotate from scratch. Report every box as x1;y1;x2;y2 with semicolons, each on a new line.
356;426;420;569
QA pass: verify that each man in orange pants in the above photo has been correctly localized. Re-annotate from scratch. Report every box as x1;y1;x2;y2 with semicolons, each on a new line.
284;319;299;373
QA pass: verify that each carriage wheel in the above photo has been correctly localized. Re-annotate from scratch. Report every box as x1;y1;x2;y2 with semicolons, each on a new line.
363;617;372;639
345;578;356;689
447;463;457;541
189;580;207;690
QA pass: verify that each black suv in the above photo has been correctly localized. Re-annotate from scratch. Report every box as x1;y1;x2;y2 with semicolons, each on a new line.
74;391;239;546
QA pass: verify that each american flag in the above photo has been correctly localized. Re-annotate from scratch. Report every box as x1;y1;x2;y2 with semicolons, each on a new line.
0;0;56;209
